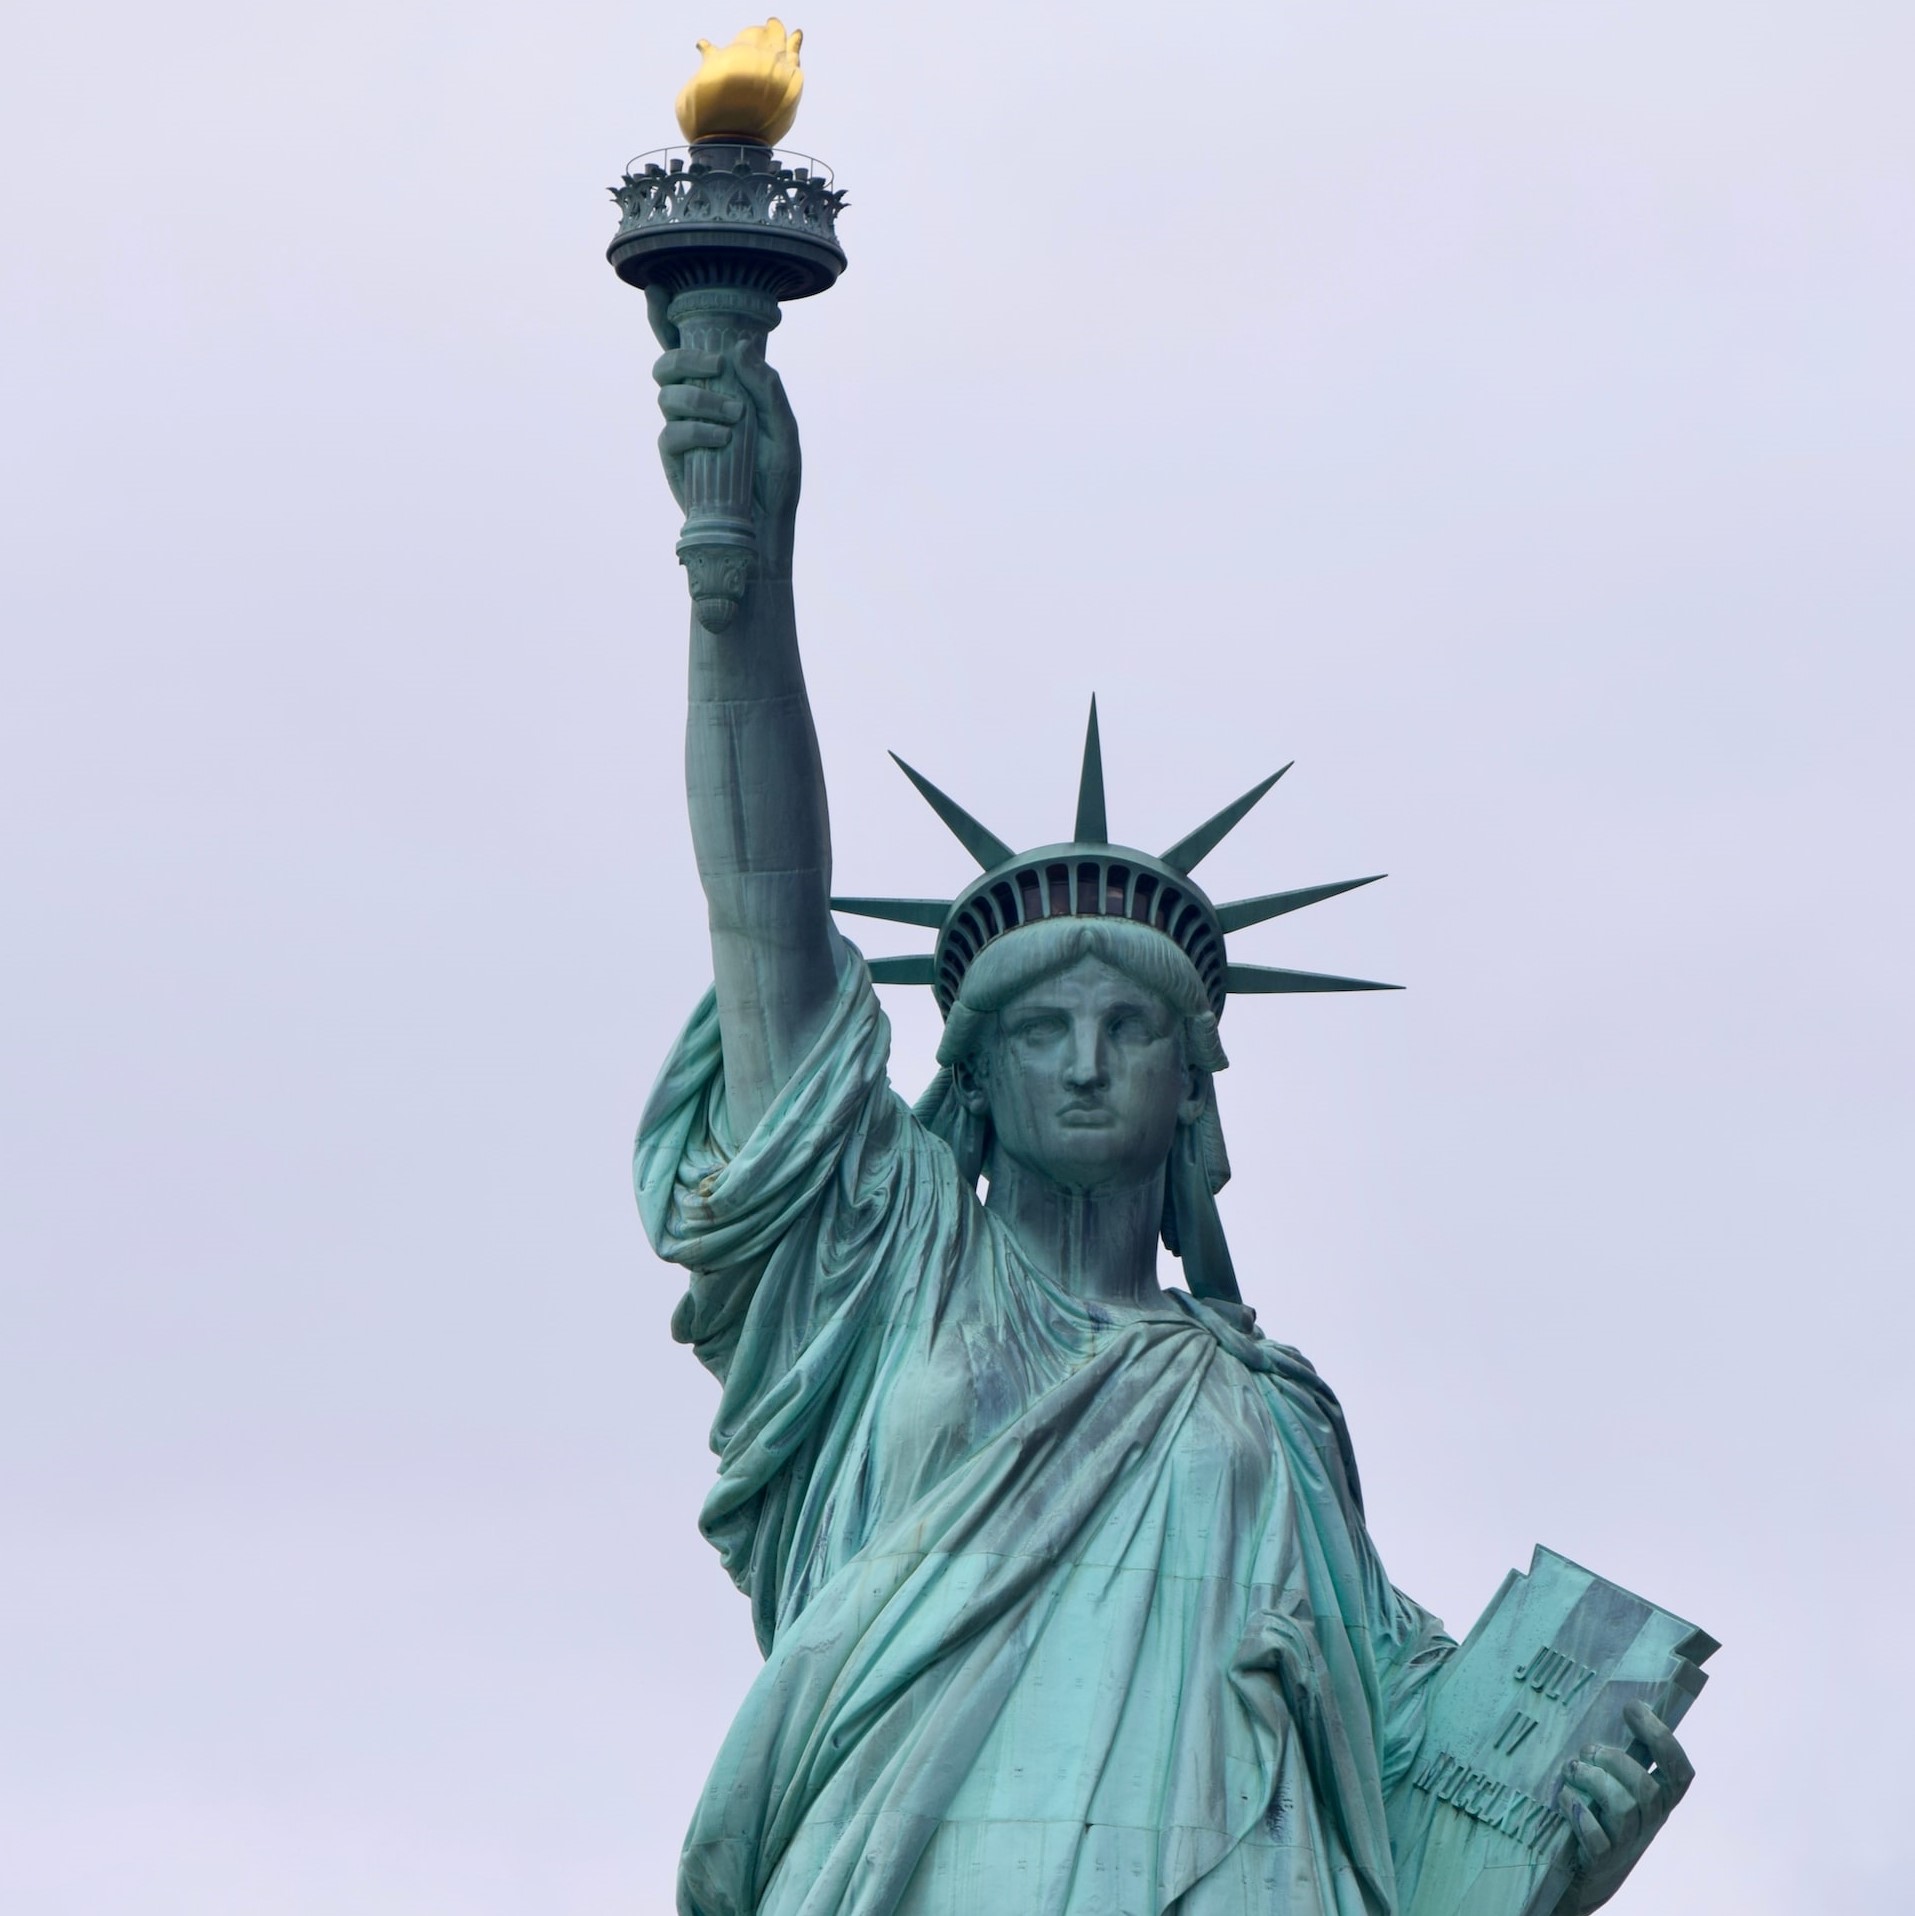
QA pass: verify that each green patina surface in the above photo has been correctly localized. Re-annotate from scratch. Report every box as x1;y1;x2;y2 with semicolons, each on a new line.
611;123;1707;1916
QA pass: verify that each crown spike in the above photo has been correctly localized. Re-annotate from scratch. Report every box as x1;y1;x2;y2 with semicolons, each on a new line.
1161;764;1293;874
831;896;951;928
889;754;1014;870
1073;695;1108;845
1216;875;1386;933
867;955;938;986
1225;963;1401;995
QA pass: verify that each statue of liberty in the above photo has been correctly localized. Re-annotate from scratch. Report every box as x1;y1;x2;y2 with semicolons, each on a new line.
621;26;1702;1916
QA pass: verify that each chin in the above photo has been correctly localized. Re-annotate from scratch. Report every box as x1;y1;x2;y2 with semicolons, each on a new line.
1035;1140;1160;1192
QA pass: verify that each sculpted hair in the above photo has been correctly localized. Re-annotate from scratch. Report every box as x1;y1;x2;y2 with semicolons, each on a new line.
934;917;1229;1076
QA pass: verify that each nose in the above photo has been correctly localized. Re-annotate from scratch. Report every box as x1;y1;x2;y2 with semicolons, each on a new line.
1062;1017;1108;1091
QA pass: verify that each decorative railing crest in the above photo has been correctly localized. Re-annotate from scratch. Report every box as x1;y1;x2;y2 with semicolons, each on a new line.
610;147;848;248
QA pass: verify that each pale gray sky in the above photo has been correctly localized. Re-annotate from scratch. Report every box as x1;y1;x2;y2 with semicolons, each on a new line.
2;2;1910;1911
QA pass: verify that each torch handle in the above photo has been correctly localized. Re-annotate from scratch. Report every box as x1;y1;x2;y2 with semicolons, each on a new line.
667;285;782;633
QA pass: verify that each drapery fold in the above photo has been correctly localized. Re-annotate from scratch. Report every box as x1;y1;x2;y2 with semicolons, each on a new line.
638;946;1452;1916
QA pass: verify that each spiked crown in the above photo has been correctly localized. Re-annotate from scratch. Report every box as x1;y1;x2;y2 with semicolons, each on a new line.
832;700;1399;1015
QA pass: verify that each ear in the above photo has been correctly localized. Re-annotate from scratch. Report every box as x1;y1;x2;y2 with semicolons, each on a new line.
951;1056;991;1118
1177;1065;1208;1129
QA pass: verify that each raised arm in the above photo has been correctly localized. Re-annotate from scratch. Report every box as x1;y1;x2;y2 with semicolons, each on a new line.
650;290;838;1137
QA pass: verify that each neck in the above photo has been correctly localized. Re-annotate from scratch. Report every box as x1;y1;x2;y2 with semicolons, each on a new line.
983;1152;1169;1307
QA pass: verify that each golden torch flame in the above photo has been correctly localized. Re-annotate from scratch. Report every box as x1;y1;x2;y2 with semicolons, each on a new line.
675;19;806;145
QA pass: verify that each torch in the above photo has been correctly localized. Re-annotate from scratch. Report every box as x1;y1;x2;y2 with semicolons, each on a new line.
608;20;848;632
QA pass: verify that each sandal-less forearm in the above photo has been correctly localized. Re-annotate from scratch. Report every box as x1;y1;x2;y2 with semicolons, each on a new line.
684;573;838;1137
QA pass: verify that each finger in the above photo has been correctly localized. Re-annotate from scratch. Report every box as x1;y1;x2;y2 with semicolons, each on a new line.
1561;1787;1612;1862
1625;1701;1696;1798
658;384;745;425
1565;1755;1641;1842
659;420;730;457
1586;1744;1662;1822
651;348;724;387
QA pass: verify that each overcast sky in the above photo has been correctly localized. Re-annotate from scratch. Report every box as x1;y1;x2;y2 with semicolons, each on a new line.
3;2;1910;1911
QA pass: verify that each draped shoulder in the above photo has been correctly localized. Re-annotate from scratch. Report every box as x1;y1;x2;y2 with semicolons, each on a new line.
635;941;984;1648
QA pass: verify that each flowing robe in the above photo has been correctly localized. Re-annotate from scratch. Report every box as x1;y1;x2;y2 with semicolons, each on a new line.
636;948;1454;1916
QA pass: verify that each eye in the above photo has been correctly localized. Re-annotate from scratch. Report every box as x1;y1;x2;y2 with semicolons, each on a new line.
1010;1013;1067;1045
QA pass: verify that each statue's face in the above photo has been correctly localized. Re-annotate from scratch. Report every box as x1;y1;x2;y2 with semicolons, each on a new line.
964;956;1204;1195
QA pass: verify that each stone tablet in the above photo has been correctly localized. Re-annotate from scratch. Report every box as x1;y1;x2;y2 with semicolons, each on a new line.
1388;1546;1717;1916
